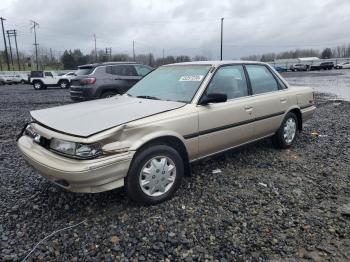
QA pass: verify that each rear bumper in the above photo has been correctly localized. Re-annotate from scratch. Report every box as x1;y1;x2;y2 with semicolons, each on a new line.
70;86;97;101
301;105;316;122
17;135;134;193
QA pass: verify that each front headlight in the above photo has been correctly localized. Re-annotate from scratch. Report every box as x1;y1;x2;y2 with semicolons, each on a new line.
50;138;102;159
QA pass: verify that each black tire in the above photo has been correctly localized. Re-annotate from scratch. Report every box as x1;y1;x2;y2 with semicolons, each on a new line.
59;80;70;89
100;91;117;98
20;80;25;84
272;112;298;149
33;81;43;90
126;144;184;205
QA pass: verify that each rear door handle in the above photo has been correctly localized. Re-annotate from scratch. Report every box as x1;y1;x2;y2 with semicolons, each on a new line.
244;105;253;113
280;98;287;103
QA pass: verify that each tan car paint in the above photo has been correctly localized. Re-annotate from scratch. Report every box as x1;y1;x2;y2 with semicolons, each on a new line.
17;61;316;193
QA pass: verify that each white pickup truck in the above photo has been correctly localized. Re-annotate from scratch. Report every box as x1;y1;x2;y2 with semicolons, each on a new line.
29;71;71;90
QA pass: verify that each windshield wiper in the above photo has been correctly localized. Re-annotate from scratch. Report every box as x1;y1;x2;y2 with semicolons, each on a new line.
136;95;161;100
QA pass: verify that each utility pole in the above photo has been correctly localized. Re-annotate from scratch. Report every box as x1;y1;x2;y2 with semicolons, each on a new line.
30;20;39;70
50;48;53;64
13;30;20;71
93;34;97;62
6;30;14;70
7;30;20;70
0;17;10;70
220;17;224;61
105;47;112;61
132;40;135;61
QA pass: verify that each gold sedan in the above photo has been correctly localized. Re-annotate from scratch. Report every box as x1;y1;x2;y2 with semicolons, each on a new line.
17;61;316;204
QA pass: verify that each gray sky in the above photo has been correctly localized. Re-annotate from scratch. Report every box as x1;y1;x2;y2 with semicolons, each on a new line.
1;0;349;59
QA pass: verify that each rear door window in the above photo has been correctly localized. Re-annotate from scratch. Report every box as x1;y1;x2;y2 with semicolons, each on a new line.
245;65;279;95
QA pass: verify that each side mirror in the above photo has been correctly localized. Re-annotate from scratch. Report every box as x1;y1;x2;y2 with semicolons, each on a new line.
199;93;227;105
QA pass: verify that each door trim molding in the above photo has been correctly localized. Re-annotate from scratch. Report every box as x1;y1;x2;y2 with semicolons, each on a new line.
184;111;285;139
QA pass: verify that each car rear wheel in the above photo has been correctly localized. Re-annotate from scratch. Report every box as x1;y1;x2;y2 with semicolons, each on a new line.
33;81;43;90
126;145;184;205
59;80;69;89
272;112;298;149
100;91;117;98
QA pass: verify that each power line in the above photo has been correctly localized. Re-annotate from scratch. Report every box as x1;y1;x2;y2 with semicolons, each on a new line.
30;20;39;70
0;17;10;70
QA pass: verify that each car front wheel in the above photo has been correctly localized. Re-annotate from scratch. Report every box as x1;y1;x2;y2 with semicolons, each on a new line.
272;112;298;149
126;144;184;205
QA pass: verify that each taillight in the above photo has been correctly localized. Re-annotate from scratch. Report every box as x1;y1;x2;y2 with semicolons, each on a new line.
80;78;96;85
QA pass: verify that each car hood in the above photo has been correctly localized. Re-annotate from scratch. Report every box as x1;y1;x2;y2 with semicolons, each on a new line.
31;95;185;137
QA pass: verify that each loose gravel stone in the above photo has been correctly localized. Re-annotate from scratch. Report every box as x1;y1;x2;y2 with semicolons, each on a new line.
0;84;349;261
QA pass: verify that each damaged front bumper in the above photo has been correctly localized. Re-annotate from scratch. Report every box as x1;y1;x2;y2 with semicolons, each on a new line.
17;134;134;193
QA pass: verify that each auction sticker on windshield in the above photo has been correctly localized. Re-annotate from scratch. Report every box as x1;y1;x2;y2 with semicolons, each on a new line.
179;75;204;81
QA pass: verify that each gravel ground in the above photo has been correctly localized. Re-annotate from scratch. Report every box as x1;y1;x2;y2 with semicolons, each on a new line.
0;84;349;261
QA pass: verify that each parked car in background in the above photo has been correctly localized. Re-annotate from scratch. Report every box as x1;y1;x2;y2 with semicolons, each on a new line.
319;62;334;70
290;63;309;71
13;74;29;84
18;61;316;204
29;71;71;90
0;75;5;85
334;61;350;69
274;66;288;72
62;71;76;81
70;62;153;101
0;73;29;85
2;75;18;85
310;62;334;71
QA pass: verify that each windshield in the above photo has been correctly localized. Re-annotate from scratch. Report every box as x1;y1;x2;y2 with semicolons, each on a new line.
127;65;211;103
76;67;94;76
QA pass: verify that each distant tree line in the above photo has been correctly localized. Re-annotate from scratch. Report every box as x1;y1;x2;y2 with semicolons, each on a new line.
241;44;350;62
60;49;209;70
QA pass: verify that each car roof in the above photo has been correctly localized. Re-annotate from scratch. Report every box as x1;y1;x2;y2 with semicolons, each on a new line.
163;60;267;67
78;62;137;68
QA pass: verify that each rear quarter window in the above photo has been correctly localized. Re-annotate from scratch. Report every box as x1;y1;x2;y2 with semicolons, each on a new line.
246;65;279;95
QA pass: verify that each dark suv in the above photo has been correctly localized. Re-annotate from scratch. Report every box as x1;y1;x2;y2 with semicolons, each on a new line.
70;62;152;101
